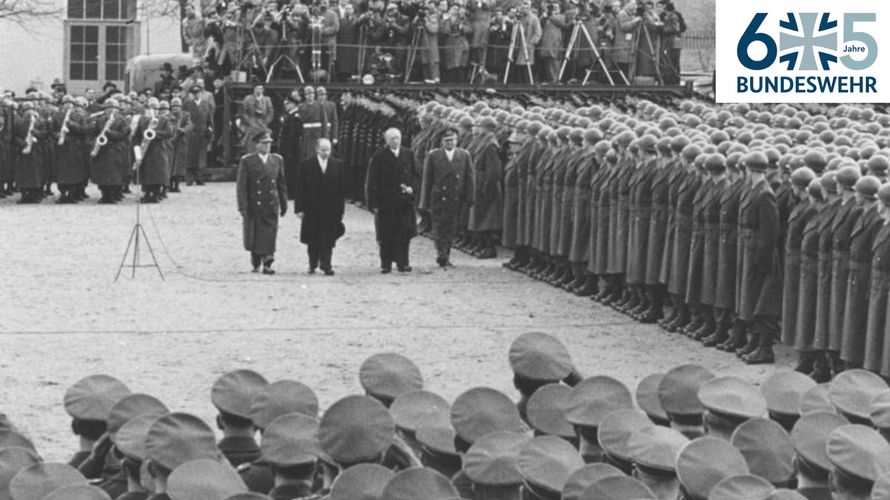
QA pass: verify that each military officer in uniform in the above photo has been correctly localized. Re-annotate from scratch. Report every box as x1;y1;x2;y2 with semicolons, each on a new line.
236;131;289;274
420;127;475;268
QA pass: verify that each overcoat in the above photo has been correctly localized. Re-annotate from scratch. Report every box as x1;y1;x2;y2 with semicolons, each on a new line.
658;159;684;285
553;149;583;257
841;207;881;365
366;147;418;244
89;114;130;186
52;109;91;185
644;164;670;285
236;153;288;255
521;145;547;247
169;110;193;178
779;197;817;345
700;177;729;307
588;159;614;275
735;178;782;322
468;136;503;232
607;154;632;274
293;156;347;248
864;222;890;375
184;97;213;170
136;115;174;186
685;177;711;305
669;170;700;295
714;180;745;311
501;140;532;248
420;147;474;242
829;201;863;351
627;159;656;285
12;114;48;189
795;205;831;352
813;201;841;350
569;153;596;263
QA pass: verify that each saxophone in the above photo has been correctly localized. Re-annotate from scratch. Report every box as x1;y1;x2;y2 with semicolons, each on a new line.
91;111;115;157
21;114;36;155
134;115;159;168
57;109;72;146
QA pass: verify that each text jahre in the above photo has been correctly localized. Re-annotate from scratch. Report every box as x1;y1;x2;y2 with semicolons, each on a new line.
843;45;866;53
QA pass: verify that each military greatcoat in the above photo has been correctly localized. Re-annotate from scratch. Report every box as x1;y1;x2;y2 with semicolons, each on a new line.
236;153;288;256
736;177;781;322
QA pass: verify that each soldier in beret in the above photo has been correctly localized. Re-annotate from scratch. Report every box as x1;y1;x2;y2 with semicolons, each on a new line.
236;131;288;274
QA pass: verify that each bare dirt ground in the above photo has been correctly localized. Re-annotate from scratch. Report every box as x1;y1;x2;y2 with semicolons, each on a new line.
0;183;793;461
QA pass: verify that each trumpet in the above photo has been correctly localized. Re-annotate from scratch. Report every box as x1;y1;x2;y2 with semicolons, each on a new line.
91;112;115;157
57;109;72;146
22;114;36;155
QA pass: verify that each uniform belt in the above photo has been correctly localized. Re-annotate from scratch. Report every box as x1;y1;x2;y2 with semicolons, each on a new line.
304;122;322;128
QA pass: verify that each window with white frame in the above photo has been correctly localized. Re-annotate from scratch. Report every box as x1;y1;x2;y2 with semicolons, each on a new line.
65;0;137;83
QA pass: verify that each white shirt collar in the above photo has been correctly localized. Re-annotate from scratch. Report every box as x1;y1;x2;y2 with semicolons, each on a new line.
390;148;400;157
445;148;455;161
318;155;328;172
258;152;269;163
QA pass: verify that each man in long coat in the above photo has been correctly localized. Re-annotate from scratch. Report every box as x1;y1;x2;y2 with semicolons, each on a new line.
366;127;418;273
236;131;288;274
135;100;175;204
467;117;502;259
293;138;346;275
278;95;303;200
420;127;474;268
736;152;781;364
184;85;214;185
52;95;91;204
864;185;890;377
90;99;131;204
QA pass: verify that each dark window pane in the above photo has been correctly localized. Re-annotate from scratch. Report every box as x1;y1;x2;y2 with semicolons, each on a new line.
106;26;119;42
85;25;98;42
70;63;83;80
71;44;84;61
84;0;100;18
85;44;98;61
67;0;84;18
84;63;98;80
103;0;118;19
71;25;83;42
107;63;123;80
120;0;133;19
106;45;118;61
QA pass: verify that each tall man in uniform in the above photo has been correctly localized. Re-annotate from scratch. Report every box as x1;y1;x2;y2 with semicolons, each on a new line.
366;127;418;273
236;131;288;274
293;138;346;275
420;127;474;268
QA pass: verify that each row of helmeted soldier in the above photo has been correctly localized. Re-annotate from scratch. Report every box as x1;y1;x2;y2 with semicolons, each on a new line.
1;331;890;500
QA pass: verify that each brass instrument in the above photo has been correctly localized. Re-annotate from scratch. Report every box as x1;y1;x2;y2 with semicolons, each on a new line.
134;116;159;168
57;109;72;146
21;114;36;155
91;111;115;157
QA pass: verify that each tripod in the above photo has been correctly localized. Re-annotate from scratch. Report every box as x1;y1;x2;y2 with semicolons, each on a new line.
404;28;422;83
115;147;163;281
266;52;305;83
629;22;663;84
558;20;626;86
503;20;534;84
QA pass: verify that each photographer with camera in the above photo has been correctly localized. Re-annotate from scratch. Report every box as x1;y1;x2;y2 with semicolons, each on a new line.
538;0;566;83
486;6;512;79
656;0;684;84
440;3;472;83
381;3;410;75
633;0;661;79
468;0;492;80
506;2;540;84
411;0;441;83
612;0;642;78
335;2;363;81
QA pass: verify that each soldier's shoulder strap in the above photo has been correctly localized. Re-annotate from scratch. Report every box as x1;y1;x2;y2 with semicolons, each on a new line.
271;152;283;160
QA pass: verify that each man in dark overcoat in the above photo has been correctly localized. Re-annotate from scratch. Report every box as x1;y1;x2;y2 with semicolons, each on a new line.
366;127;418;273
236;131;288;274
184;85;214;185
90;99;131;204
420;127;474;268
293;138;346;275
736;152;781;365
278;95;303;199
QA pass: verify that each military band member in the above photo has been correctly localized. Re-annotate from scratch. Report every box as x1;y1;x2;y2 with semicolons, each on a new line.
13;101;48;204
236;131;288;274
90;99;130;204
135;99;174;204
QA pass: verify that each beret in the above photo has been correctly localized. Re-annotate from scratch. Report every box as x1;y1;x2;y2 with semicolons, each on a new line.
359;353;423;401
791;411;849;473
211;370;268;419
116;413;162;461
708;475;774;500
676;438;749;500
698;377;767;420
390;390;450;433
869;391;890;429
636;374;669;424
626;426;689;473
146;413;220;470
8;463;85;500
0;447;41;500
518;435;584;493
250;380;319;429
596;410;653;463
107;394;168;439
760;371;816;417
463;431;530;486
827;424;890;482
63;375;131;421
379;468;458;500
562;464;624;500
167;459;247;500
451;387;524;444
579;476;656;500
829;369;888;422
261;413;322;466
730;418;794;484
526;384;574;438
508;333;572;382
41;485;111;500
318;395;394;463
565;376;634;427
658;365;715;417
330;464;394;500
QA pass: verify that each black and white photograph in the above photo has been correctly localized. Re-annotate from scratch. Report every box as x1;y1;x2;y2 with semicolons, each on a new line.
2;0;890;498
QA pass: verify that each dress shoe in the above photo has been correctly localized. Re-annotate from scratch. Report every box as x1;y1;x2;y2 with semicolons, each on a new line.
701;324;729;347
397;266;412;273
168;186;181;193
195;180;205;186
251;267;260;273
308;268;316;275
743;344;775;365
323;269;335;276
658;308;678;327
680;318;702;336
437;257;448;268
735;334;760;358
186;181;194;186
808;362;832;383
639;308;664;324
691;322;714;341
793;353;814;374
262;267;275;275
716;328;747;352
381;268;392;274
476;247;497;259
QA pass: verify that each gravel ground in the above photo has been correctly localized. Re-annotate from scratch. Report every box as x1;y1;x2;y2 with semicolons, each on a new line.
0;183;793;461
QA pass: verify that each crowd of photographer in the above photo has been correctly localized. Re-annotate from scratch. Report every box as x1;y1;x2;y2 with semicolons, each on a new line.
182;0;686;85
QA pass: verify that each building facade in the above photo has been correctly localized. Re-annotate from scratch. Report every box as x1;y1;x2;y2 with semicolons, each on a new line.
0;0;182;95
